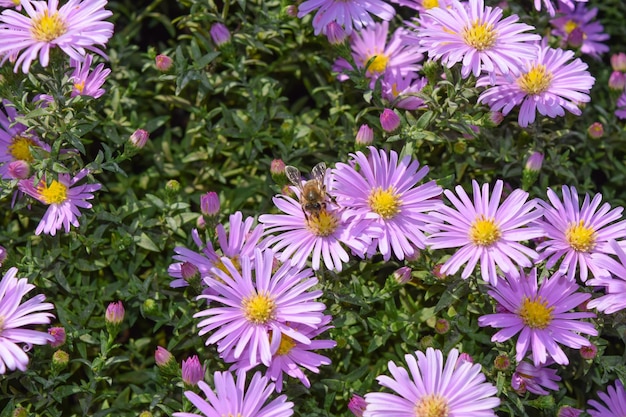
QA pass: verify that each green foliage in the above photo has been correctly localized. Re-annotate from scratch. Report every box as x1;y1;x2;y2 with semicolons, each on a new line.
2;0;626;415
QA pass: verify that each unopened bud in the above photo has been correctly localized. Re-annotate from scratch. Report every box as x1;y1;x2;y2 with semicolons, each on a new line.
580;343;597;360
587;122;604;139
557;406;583;417
522;152;543;191
7;160;30;179
609;71;626;91
434;318;449;334
380;108;400;132
182;355;205;386
567;27;583;48
155;54;173;72
348;395;366;417
456;353;473;367
392;266;411;284
48;327;66;348
325;22;347;45
210;23;231;47
12;407;28;417
0;246;6;267
494;354;510;371
129;129;149;149
355;124;374;150
105;301;125;325
200;191;220;217
52;350;69;371
270;159;288;186
611;52;626;72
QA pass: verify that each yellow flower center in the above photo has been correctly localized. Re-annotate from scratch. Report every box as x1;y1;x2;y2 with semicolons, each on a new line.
468;215;501;246
565;220;596;252
8;136;37;162
31;11;68;42
366;54;390;75
306;209;339;237
519;296;554;329
463;20;497;51
391;83;400;98
414;394;450;417
11;0;19;5
276;335;296;356
564;20;578;35
517;64;553;95
74;81;85;94
38;180;68;205
242;292;276;325
214;256;241;277
422;0;439;9
368;186;400;219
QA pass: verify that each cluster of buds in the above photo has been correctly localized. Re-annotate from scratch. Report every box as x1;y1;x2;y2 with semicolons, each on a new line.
609;52;626;91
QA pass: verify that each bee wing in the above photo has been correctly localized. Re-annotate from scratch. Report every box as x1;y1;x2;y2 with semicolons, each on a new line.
311;162;327;183
285;165;303;187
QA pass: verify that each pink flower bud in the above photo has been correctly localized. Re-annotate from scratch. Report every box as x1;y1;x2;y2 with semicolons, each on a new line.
270;159;286;175
155;346;174;367
611;52;626;72
580;343;597;360
210;23;231;47
129;129;149;149
587;122;604;139
348;395;366;417
325;22;347;45
524;152;543;172
155;54;173;72
380;108;400;132
105;301;125;325
181;355;205;386
0;246;6;266
200;191;220;216
355;124;374;146
7;160;30;179
48;327;66;348
609;71;626;91
392;266;411;284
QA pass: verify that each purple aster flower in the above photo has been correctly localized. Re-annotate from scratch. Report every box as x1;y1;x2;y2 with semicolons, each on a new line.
297;0;395;36
587;380;626;417
533;186;626;282
533;0;587;17
173;370;294;417
428;180;543;285
587;240;626;314
364;347;500;417
411;0;540;80
0;267;55;374
478;268;597;366
168;212;264;288
332;21;423;88
0;0;114;73
229;315;336;392
0;102;50;180
615;91;626;120
18;168;101;236
511;359;560;395
477;43;595;128
194;248;326;368
259;185;369;272
332;146;442;262
388;0;453;13
69;54;110;99
381;71;427;110
551;3;609;59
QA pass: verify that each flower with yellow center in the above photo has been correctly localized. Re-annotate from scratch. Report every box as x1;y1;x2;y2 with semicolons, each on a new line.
242;292;276;325
8;136;37;162
469;214;501;247
305;209;339;237
37;180;68;205
30;11;68;42
365;53;389;75
414;393;449;417
564;20;578;35
463;20;497;51
565;220;596;252
422;0;439;9
275;334;296;356
368;186;400;219
518;296;554;329
517;64;553;95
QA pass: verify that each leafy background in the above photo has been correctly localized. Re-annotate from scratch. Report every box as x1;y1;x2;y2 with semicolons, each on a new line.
1;0;626;415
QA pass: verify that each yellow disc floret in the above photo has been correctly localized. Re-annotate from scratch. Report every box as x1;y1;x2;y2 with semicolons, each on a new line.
368;186;400;219
38;180;68;205
306;209;339;237
276;335;296;356
366;53;390;75
31;11;68;42
8;136;37;162
517;64;553;95
463;20;497;51
413;393;450;417
242;292;276;325
469;215;501;246
565;220;596;252
518;296;554;329
422;0;439;9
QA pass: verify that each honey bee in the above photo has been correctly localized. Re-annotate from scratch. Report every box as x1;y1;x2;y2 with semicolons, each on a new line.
285;162;328;220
